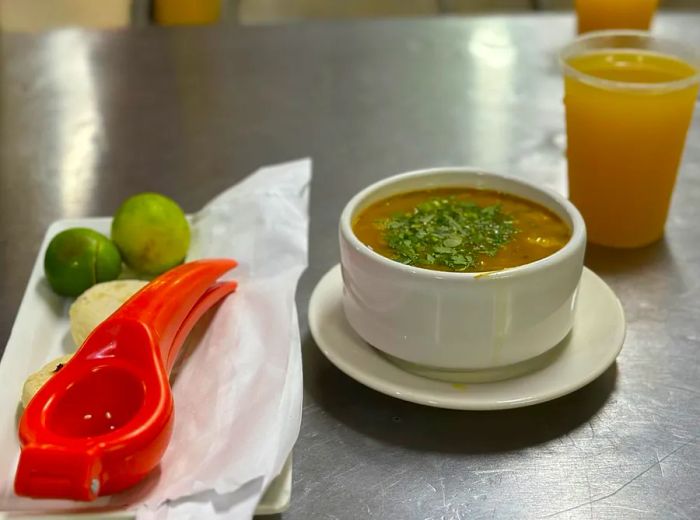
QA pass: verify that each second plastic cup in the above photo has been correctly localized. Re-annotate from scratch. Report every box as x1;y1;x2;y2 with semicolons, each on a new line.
561;31;700;248
575;0;658;33
154;0;221;25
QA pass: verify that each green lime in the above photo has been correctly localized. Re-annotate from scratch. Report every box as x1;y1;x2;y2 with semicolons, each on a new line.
111;193;190;276
44;228;123;297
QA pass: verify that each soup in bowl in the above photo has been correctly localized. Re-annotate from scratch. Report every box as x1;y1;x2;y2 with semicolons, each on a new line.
353;187;572;273
339;168;586;380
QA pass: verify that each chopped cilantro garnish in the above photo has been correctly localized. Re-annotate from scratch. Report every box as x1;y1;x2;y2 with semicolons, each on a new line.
378;197;516;271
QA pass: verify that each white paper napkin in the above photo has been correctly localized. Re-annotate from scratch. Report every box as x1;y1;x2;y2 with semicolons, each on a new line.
0;158;311;520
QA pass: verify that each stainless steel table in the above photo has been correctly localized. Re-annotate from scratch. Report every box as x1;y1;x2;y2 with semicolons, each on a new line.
2;13;700;519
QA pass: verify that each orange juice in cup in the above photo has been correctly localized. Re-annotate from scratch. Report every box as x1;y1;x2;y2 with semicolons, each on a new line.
576;0;658;33
154;0;221;25
561;31;700;248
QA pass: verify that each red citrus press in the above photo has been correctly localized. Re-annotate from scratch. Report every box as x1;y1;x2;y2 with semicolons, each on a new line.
15;258;238;501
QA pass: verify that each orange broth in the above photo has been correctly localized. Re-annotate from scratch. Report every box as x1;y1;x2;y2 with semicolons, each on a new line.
352;188;571;273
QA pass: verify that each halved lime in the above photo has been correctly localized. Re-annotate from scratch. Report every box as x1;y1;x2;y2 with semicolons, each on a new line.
44;228;123;297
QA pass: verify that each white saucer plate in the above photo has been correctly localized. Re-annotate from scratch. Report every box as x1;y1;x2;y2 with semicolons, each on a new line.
309;264;625;410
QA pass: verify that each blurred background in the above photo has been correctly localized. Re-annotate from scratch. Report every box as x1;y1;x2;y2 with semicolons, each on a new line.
1;0;699;31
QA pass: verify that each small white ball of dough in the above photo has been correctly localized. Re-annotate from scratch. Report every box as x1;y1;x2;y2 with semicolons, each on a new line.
21;354;74;408
69;279;148;347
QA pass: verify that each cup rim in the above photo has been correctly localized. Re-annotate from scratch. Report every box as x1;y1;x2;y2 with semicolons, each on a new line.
339;167;586;281
559;29;700;93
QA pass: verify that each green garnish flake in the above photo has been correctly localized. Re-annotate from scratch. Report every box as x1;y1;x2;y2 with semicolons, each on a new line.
378;197;516;271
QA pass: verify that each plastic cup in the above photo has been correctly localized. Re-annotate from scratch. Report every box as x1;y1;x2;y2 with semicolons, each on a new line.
154;0;221;25
575;0;658;34
561;31;700;248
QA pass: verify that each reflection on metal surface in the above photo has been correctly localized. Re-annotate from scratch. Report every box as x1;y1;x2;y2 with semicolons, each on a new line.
468;23;516;68
41;32;102;217
466;22;516;169
516;130;569;195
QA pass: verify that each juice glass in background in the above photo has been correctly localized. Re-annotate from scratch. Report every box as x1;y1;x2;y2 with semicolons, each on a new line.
561;31;700;248
154;0;222;25
575;0;658;33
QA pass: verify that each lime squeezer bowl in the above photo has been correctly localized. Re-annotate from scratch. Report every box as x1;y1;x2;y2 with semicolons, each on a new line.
15;259;238;501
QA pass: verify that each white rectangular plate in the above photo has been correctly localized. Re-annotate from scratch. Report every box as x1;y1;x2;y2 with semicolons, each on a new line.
0;218;291;517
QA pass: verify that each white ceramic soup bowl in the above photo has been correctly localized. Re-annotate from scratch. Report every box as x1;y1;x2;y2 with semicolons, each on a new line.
339;168;586;376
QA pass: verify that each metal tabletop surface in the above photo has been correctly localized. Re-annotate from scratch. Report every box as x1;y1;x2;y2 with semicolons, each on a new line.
2;13;700;519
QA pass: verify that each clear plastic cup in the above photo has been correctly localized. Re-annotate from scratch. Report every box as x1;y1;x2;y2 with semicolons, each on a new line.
154;0;221;25
561;31;700;248
575;0;658;34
